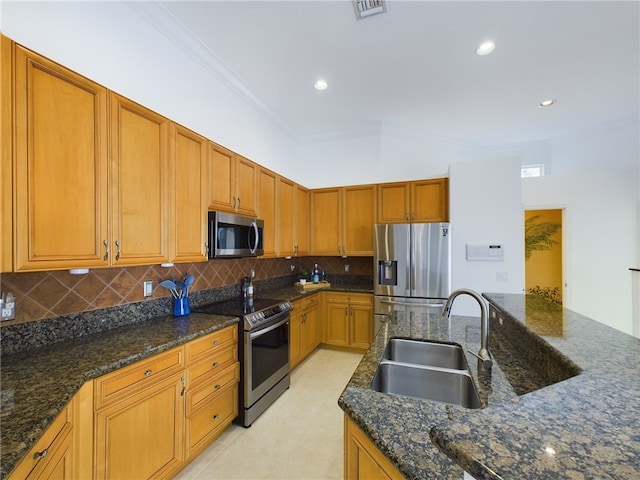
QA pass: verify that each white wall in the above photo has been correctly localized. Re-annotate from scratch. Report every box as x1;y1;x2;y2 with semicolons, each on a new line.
0;1;299;180
522;171;638;334
448;157;525;316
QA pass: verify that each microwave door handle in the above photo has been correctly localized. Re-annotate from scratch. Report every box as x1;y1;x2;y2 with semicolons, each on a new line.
249;221;258;254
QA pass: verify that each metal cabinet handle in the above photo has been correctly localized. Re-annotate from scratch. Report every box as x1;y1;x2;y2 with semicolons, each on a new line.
103;240;109;261
213;340;219;346
213;415;219;420
144;369;152;377
33;448;48;460
180;376;186;396
212;362;219;368
115;240;121;261
214;384;221;390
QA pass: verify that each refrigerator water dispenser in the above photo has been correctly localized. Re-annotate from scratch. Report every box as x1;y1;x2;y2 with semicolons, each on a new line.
378;260;398;286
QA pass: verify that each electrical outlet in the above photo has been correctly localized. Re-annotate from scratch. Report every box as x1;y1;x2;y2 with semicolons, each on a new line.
345;264;350;272
143;281;153;297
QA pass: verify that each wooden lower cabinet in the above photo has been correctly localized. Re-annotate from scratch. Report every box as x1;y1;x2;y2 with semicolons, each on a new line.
290;296;321;369
325;293;373;349
344;416;404;480
94;372;185;479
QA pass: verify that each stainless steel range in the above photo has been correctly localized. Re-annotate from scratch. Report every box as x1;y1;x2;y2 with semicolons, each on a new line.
194;297;292;427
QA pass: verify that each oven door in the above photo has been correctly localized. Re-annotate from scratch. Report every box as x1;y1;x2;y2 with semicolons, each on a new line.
244;313;290;408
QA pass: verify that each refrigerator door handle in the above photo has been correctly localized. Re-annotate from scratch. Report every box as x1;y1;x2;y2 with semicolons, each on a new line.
379;299;445;308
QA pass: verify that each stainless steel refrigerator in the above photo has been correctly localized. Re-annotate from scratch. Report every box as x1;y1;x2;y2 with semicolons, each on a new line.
373;222;451;333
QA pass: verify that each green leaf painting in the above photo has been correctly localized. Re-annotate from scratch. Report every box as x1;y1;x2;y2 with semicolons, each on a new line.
524;214;561;260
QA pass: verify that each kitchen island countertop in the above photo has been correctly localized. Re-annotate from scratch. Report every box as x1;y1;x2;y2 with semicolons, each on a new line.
339;293;640;479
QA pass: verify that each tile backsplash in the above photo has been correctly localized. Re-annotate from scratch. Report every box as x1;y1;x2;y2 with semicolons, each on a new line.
0;256;372;325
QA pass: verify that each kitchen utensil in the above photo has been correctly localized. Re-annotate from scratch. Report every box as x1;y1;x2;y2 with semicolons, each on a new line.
159;280;179;299
175;280;186;298
184;274;195;297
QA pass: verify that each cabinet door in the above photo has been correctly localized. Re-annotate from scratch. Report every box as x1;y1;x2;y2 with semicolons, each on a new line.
2;35;13;272
13;45;108;271
376;182;409;224
343;185;376;256
289;305;303;369
208;142;235;212
171;123;208;262
301;304;319;356
277;176;295;257
325;302;350;347
95;373;184;480
109;93;170;266
345;416;403;480
294;185;310;256
311;188;341;255
411;178;449;222
235;155;258;216
350;304;373;349
258;167;277;257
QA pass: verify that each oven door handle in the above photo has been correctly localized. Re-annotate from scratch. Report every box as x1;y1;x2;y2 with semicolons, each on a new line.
248;315;289;340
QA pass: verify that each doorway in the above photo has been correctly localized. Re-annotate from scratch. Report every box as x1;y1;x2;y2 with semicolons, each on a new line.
524;209;563;304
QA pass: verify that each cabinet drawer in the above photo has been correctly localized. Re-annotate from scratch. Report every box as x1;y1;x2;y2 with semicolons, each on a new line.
186;325;237;365
302;295;320;309
188;343;237;386
325;292;372;305
186;362;239;415
7;405;71;480
186;383;238;458
94;346;184;409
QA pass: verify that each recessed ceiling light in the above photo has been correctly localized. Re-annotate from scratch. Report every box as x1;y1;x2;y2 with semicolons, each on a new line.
475;41;495;56
314;79;328;91
539;99;556;108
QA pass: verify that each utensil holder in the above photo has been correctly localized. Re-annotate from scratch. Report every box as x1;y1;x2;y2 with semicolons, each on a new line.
173;297;190;317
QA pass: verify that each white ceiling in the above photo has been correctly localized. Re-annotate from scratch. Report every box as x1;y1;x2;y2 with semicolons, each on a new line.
155;0;639;148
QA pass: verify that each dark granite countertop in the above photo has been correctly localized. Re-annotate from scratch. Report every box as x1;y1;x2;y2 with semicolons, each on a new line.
0;312;239;479
338;293;640;479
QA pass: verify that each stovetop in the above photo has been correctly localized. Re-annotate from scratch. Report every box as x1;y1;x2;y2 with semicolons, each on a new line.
193;297;292;330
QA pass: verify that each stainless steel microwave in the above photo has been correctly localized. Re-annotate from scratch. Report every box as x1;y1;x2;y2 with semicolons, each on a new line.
208;212;264;258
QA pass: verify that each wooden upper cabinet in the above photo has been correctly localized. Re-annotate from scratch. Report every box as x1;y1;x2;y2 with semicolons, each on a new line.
109;93;170;266
310;188;342;255
1;35;13;272
277;176;295;257
411;178;449;222
208;143;257;216
294;184;309;256
170;123;208;262
343;185;376;256
258;167;277;257
235;155;258;216
12;44;109;271
377;182;410;224
310;186;376;256
377;178;448;223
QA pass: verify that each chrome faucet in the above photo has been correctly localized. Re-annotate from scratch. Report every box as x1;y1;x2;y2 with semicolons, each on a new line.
442;288;493;376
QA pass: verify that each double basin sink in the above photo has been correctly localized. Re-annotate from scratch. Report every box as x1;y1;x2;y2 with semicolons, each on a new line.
371;338;482;409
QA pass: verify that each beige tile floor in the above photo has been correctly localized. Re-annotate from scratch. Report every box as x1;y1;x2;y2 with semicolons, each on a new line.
174;348;364;480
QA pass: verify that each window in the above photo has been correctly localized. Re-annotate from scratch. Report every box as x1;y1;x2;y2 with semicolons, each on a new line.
521;164;544;178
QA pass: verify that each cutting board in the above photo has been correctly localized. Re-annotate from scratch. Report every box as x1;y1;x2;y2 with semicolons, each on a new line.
295;281;331;291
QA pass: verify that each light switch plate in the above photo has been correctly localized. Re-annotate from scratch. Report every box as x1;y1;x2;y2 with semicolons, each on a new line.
143;281;153;297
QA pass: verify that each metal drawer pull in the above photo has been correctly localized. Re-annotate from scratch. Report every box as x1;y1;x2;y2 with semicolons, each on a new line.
144;370;152;377
213;415;219;420
33;448;48;460
214;384;221;390
212;362;219;368
213;340;219;346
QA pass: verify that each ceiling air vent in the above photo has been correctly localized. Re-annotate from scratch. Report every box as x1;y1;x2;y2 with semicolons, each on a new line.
353;0;386;20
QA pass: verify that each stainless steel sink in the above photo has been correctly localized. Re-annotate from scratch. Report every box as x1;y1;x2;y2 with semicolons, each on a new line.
382;338;469;370
371;361;482;409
